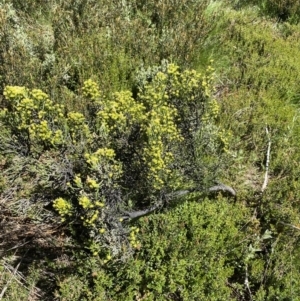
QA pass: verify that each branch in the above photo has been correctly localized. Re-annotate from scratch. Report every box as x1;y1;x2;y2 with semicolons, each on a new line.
278;221;300;231
0;261;21;300
244;264;253;301
120;183;236;221
165;190;191;199
120;190;191;221
121;202;163;221
261;127;271;193
208;182;236;197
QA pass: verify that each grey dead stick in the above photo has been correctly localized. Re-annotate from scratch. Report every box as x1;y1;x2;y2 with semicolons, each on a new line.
120;183;236;221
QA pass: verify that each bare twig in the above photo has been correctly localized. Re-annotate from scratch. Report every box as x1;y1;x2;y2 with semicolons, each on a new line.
244;264;253;301
6;241;30;252
120;190;192;221
121;183;236;220
120;182;236;221
165;190;190;199
0;261;21;300
0;253;42;300
279;221;300;231
260;234;280;286
208;182;236;197
121;202;163;221
261;127;271;193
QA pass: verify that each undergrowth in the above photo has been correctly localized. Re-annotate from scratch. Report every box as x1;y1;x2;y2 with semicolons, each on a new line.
1;1;300;300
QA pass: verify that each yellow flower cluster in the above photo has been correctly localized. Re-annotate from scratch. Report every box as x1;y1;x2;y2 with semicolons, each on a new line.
74;176;107;226
95;148;115;158
29;120;51;141
180;69;202;93
83;210;99;227
129;226;140;249
65;171;105;227
89;210;99;223
202;99;220;123
84;147;122;201
78;200;105;227
67;112;91;143
167;63;215;99
143;141;174;189
84;147;116;168
95;201;105;207
31;89;49;101
218;129;232;153
145;106;181;141
97;90;145;133
86;175;100;189
103;253;112;263
138;67;185;189
79;195;93;209
208;99;220;119
3;86;28;99
167;63;180;76
73;174;83;188
67;111;85;123
82;65;214;192
3;86;66;148
53;197;73;222
82;79;101;101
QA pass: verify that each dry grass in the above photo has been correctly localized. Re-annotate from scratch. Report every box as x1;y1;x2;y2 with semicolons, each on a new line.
0;200;72;300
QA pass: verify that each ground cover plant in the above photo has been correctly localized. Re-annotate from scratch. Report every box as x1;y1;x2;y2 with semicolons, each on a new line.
1;0;300;300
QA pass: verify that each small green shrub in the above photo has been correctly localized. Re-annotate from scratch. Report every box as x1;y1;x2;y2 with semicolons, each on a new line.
54;199;251;301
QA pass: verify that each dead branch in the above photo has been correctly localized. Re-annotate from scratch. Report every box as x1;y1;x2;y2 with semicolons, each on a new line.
208;182;236;197
261;127;271;193
121;202;163;220
0;260;21;300
120;182;236;221
279;221;300;231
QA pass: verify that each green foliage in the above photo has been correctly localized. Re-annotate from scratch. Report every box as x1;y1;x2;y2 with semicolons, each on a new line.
56;199;251;300
196;5;300;300
262;0;300;23
0;0;214;108
205;7;300;184
227;0;300;23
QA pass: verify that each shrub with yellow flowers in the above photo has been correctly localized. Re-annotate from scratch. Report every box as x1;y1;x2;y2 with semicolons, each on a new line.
131;61;227;193
53;197;73;222
82;78;102;101
70;61;229;258
96;91;146;135
0;61;230;260
67;111;91;143
2;86;66;153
